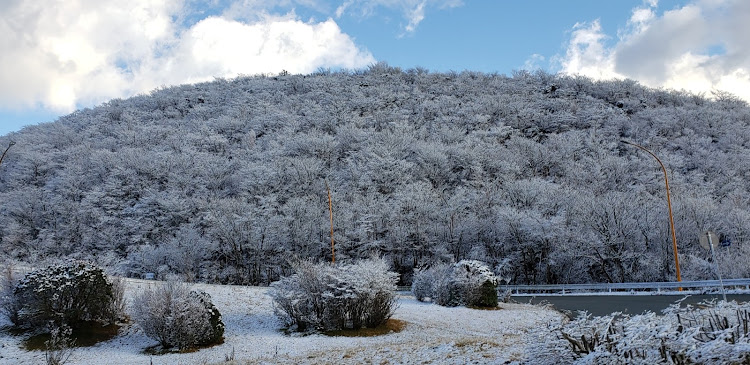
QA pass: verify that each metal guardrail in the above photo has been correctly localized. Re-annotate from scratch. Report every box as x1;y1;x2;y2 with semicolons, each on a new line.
498;278;750;295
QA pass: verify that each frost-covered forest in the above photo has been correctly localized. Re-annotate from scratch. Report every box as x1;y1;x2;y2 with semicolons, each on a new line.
1;63;749;285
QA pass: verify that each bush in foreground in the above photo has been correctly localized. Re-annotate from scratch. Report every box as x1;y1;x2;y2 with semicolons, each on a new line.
527;300;750;364
0;265;22;325
132;281;224;351
4;261;121;331
412;260;498;307
270;258;399;332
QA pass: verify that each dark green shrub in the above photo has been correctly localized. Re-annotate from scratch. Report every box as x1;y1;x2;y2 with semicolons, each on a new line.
475;280;499;307
10;262;121;331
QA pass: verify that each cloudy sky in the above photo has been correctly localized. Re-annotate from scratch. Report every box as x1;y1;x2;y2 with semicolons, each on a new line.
1;0;748;135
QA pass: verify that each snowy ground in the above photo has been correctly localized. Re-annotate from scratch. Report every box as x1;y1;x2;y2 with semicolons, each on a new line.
0;279;565;364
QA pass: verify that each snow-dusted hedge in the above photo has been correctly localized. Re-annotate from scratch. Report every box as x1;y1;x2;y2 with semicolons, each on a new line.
412;260;498;307
132;281;224;351
527;300;750;364
6;261;121;330
270;258;399;332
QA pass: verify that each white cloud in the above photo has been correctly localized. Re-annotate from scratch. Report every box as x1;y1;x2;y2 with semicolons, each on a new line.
559;20;621;80
139;15;374;87
522;54;546;71
560;0;750;102
334;0;462;34
404;1;426;34
0;0;374;113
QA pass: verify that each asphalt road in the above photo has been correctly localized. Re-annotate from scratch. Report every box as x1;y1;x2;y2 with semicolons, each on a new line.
517;294;750;317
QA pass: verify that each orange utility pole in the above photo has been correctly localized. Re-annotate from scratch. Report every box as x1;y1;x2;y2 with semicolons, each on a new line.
621;140;682;285
325;180;335;264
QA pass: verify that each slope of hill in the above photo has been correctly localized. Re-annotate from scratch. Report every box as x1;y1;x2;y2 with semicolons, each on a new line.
1;64;749;285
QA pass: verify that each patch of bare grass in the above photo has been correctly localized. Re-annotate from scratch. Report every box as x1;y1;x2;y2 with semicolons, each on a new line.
324;318;407;337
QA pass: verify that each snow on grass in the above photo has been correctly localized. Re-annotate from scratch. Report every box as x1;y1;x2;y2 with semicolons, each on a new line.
0;279;565;364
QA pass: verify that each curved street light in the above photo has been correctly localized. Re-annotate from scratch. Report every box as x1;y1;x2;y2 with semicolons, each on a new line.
621;140;682;284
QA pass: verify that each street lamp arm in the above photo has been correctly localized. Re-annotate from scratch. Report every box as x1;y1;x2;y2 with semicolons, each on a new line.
621;140;666;169
621;140;682;283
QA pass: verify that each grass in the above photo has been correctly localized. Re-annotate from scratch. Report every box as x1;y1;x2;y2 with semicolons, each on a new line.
22;321;122;351
467;305;502;311
454;338;500;349
143;345;201;355
143;337;226;355
324;318;407;337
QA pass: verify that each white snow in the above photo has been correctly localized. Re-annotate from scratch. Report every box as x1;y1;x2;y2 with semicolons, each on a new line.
0;278;564;364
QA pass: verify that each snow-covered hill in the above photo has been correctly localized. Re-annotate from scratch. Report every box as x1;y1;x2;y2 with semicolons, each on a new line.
2;68;749;286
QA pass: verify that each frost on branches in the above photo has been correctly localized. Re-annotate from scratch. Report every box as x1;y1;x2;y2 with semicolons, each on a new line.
6;261;121;331
526;300;750;364
132;281;225;351
412;260;498;307
269;258;398;332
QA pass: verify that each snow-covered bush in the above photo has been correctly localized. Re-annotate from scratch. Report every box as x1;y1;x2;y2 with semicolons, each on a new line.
0;265;21;325
412;260;498;307
108;276;127;322
411;264;450;302
450;260;498;307
45;323;75;365
526;300;750;364
8;262;121;330
411;267;435;302
270;258;399;332
132;281;224;351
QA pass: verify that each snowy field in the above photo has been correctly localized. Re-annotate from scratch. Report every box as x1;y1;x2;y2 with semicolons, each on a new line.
0;279;565;364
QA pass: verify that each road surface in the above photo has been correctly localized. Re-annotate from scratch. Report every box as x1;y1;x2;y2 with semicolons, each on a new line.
518;293;750;317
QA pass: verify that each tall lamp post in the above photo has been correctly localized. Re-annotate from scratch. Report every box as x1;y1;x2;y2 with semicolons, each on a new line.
325;179;335;264
621;140;682;284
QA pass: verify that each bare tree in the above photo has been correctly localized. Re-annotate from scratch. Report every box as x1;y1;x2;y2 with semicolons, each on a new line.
0;140;15;167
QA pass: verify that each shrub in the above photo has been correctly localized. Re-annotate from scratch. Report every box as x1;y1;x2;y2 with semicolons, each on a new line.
411;260;498;307
411;268;432;302
8;262;121;330
108;276;127;322
450;260;498;307
412;264;450;303
132;281;224;350
526;300;750;364
270;258;399;332
0;265;22;325
45;323;74;365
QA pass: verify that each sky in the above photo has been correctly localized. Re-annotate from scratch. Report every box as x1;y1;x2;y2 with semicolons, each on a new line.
1;0;749;136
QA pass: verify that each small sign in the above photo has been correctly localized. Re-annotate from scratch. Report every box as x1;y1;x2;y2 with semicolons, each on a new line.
699;231;719;250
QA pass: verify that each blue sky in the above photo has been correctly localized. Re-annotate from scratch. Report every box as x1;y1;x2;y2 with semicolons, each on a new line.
2;0;748;136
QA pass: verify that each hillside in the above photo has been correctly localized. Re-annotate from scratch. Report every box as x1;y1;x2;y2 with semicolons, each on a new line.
1;64;749;285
